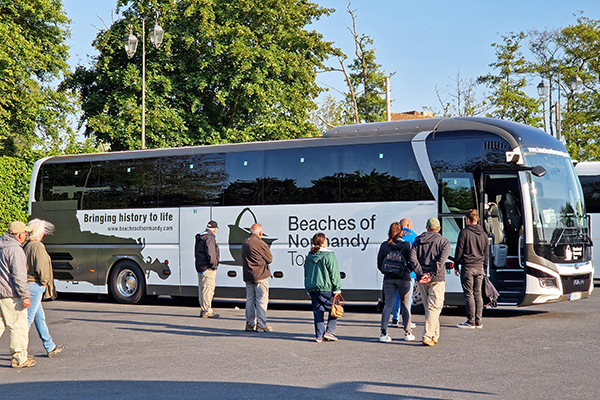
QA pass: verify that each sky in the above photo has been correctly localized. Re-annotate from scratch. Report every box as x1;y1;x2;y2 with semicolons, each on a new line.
63;0;600;115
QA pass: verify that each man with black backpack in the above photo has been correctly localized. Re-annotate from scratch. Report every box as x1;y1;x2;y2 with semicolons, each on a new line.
195;220;220;318
377;222;414;343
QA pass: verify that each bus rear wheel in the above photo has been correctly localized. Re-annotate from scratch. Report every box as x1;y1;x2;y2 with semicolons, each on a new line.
109;261;146;304
411;282;424;314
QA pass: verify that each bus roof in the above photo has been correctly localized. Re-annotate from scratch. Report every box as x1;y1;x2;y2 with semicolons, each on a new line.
325;117;564;152
39;117;564;164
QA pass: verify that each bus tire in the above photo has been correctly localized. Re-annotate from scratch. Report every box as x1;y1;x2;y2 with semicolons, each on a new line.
411;282;425;314
109;260;146;304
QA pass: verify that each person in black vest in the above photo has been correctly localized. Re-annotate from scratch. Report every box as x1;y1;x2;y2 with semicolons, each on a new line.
454;209;489;329
195;221;220;318
377;222;413;343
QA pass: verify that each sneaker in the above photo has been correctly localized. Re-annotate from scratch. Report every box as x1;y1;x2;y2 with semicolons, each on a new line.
201;312;220;319
244;323;256;332
432;338;439;344
256;325;273;332
48;345;65;358
390;319;399;327
422;339;435;346
379;329;392;342
475;324;483;330
404;332;416;341
12;355;36;368
323;332;338;341
399;322;417;329
457;321;476;329
315;337;323;343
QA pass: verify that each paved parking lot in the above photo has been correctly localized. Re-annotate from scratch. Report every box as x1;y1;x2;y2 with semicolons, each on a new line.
1;290;599;399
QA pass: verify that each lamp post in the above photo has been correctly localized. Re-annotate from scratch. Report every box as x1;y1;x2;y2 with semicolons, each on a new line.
536;72;582;141
124;14;165;150
537;80;549;132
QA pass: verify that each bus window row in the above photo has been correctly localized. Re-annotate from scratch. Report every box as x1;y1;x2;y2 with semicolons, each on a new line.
35;142;434;209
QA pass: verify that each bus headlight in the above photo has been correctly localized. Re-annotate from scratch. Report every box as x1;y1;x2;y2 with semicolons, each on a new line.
539;277;557;288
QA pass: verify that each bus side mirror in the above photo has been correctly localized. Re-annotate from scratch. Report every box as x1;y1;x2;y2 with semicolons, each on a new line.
516;164;547;177
531;166;547;177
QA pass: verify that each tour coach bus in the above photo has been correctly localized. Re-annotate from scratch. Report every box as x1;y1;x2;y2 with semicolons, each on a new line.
575;161;600;282
29;117;593;306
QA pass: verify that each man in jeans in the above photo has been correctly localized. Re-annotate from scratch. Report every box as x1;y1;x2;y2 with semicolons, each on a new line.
410;218;450;346
0;221;36;368
195;221;220;318
242;223;274;332
454;209;489;329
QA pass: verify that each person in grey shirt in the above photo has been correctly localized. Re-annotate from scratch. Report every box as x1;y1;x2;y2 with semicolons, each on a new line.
0;221;36;368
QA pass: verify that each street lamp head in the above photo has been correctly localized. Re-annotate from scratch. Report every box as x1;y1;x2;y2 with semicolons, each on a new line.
150;24;165;49
124;32;138;58
570;75;583;92
537;80;549;98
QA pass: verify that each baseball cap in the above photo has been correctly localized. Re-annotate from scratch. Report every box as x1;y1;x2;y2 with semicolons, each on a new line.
426;217;440;230
8;221;33;235
207;220;218;229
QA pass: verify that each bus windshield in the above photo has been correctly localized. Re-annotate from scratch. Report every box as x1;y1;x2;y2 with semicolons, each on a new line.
523;148;588;260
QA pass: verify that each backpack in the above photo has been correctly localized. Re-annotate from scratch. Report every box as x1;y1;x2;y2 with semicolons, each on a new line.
381;250;407;278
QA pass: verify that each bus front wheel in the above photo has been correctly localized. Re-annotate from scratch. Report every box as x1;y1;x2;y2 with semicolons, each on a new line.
109;261;146;304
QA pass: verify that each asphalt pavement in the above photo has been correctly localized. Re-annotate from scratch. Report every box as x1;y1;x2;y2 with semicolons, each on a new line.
1;289;599;399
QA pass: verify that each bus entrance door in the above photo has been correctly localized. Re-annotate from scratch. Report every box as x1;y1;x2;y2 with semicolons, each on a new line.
483;173;524;305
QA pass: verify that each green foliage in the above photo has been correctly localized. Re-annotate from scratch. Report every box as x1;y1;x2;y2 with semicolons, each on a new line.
477;32;543;127
0;156;33;232
0;0;74;156
309;95;353;134
66;0;338;150
556;16;600;161
345;40;389;123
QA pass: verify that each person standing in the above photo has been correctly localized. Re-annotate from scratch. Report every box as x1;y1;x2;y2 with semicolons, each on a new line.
303;233;341;343
377;222;414;342
0;221;36;368
410;218;450;346
24;219;65;358
195;220;220;318
454;209;489;329
242;223;274;333
391;218;417;329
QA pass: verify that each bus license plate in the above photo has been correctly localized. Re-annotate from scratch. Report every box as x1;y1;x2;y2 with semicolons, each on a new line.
569;292;582;301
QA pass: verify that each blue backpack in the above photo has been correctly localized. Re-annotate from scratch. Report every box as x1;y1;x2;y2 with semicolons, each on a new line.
381;250;407;278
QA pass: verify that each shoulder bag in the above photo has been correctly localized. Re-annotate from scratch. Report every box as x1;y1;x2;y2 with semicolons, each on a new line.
331;293;345;318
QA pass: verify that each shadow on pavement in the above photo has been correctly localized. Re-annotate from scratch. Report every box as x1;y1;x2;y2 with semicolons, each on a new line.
0;380;495;399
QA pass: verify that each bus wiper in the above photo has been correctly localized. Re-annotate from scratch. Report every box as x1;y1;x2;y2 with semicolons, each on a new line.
551;226;588;248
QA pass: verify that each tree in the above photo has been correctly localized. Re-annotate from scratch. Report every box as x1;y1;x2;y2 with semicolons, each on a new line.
0;0;74;156
309;94;352;134
434;69;488;117
333;3;392;124
477;32;543;127
66;0;338;150
555;16;600;161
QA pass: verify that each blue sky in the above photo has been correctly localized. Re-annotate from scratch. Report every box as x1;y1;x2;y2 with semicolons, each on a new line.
63;0;599;114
